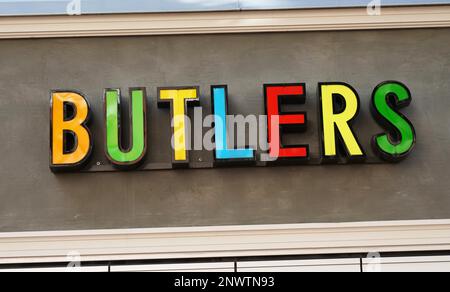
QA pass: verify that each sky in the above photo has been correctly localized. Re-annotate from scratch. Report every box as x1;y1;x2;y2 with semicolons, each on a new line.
0;0;449;16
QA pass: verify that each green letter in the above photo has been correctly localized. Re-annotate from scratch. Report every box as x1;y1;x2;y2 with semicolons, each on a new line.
371;81;416;162
105;88;147;168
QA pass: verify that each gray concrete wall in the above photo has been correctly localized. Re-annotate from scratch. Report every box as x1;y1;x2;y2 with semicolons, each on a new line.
0;28;449;232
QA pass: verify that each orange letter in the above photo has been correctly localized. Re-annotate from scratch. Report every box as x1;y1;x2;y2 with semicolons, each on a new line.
50;91;92;172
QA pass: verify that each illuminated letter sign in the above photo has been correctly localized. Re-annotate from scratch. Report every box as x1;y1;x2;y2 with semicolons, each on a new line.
48;80;416;173
50;91;92;172
319;83;365;162
105;88;147;168
371;81;416;162
265;84;309;162
158;87;200;166
212;85;255;163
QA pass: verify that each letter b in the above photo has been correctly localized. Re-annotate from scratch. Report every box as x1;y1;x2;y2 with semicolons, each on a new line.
50;91;92;172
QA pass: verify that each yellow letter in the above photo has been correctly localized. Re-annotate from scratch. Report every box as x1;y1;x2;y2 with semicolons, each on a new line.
319;83;365;161
50;91;92;171
158;87;199;165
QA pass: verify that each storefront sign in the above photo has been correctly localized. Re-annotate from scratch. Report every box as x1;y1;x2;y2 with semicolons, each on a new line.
50;81;416;172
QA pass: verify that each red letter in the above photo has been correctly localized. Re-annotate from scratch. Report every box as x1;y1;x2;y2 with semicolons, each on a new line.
265;84;309;161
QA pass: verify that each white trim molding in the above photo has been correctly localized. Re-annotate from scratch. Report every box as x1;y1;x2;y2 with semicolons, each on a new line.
1;220;450;264
0;5;450;39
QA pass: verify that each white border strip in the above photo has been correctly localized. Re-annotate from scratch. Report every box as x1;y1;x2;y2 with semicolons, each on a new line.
1;220;450;264
0;6;450;39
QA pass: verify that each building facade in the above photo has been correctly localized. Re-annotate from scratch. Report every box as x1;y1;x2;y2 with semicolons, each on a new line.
0;0;450;272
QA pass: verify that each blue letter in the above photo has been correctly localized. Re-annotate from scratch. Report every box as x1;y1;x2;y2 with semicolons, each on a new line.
212;86;255;160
